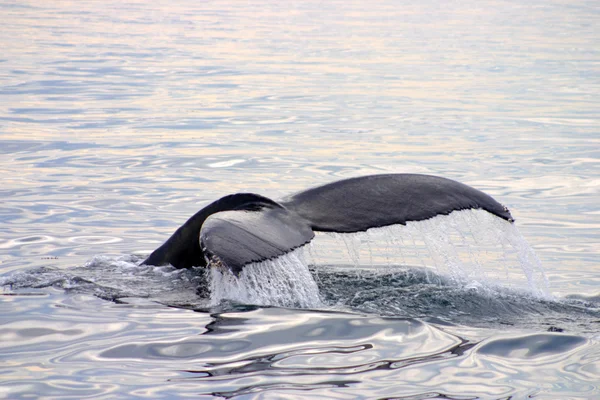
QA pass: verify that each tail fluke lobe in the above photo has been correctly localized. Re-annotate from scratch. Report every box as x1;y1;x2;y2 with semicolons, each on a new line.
282;174;513;233
200;204;314;275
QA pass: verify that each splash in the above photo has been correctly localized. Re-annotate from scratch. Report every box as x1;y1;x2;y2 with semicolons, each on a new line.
3;210;548;309
208;209;549;308
209;248;322;308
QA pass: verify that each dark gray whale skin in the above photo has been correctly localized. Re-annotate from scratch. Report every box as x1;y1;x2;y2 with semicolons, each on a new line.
143;174;513;274
143;193;283;270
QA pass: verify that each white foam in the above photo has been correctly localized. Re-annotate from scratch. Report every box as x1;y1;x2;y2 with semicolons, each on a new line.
209;248;322;308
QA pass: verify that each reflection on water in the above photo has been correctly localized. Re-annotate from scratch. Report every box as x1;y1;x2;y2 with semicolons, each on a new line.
1;0;599;398
1;292;599;399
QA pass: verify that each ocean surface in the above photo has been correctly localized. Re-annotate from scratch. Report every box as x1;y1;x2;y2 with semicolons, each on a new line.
1;0;599;398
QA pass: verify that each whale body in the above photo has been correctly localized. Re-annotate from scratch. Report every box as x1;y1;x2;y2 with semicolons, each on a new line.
143;174;513;274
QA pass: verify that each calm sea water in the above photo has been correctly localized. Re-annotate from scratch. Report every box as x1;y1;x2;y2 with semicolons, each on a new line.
1;0;599;399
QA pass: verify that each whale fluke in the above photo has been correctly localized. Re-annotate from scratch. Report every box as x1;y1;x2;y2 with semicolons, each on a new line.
143;174;513;273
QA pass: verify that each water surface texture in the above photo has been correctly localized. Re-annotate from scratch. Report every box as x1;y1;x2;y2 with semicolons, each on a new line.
1;1;599;399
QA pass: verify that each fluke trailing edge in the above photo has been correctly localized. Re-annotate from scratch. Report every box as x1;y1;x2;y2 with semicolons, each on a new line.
143;174;513;274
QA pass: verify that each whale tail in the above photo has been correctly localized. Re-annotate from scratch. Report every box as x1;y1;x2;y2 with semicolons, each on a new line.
143;174;513;273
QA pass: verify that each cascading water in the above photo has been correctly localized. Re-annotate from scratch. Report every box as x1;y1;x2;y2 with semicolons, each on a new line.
208;209;550;307
209;249;322;308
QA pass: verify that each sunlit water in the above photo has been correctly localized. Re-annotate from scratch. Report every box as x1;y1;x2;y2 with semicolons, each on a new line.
1;0;599;399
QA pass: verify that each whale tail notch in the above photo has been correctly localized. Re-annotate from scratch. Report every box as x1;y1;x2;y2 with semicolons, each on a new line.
143;174;513;273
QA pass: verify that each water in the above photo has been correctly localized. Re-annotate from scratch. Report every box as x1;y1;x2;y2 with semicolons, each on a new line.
210;249;322;308
1;0;599;398
309;210;549;294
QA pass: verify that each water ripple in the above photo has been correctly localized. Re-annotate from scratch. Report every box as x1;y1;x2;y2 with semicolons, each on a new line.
1;0;599;398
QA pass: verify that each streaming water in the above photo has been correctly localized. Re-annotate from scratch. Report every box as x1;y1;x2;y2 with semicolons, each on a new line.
209;249;321;308
305;210;549;296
